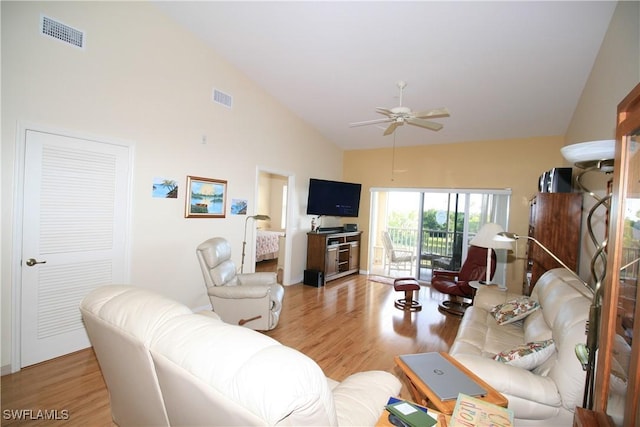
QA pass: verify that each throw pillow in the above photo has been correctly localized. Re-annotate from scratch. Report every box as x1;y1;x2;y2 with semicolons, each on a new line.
493;340;555;370
490;297;540;325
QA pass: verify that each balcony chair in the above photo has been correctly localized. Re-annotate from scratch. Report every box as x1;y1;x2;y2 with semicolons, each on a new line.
382;231;416;275
196;237;284;331
430;245;496;316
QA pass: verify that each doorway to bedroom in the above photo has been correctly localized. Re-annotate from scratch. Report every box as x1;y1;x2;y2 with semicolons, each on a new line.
255;170;292;284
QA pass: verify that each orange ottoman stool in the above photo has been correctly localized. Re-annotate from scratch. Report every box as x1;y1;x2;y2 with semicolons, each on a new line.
393;278;422;311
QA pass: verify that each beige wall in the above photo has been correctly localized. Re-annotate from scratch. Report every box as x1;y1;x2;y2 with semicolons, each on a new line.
345;0;639;292
343;136;567;292
565;0;640;282
1;1;342;368
566;1;640;145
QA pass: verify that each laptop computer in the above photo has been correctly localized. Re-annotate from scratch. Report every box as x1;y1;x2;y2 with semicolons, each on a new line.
399;352;487;401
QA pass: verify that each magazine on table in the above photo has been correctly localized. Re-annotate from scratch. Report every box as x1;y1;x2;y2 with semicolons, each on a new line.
450;393;514;427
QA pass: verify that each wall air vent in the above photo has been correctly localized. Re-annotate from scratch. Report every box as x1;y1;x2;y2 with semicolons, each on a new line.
212;89;233;108
41;15;85;49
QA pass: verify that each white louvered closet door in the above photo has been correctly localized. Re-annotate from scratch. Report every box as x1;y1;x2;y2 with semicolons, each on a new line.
20;130;132;367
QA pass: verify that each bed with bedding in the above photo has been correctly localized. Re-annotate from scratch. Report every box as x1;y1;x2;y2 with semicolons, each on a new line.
256;230;284;262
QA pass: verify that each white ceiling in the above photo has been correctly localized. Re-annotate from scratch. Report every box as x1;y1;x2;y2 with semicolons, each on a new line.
154;1;617;150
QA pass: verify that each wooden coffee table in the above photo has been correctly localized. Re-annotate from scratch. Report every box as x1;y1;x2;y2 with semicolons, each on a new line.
394;352;508;415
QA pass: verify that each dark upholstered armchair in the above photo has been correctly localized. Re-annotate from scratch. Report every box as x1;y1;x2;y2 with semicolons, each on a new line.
431;245;496;315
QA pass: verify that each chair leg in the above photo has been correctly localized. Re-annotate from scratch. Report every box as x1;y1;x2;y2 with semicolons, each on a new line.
438;297;470;316
394;289;422;312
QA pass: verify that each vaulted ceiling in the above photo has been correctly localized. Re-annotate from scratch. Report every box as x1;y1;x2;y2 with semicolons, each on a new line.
154;1;617;150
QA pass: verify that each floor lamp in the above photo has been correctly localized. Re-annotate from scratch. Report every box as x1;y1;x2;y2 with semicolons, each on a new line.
241;214;270;273
561;139;615;409
469;223;514;288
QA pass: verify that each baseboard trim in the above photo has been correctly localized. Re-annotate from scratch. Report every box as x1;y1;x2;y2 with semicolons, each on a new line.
1;364;14;376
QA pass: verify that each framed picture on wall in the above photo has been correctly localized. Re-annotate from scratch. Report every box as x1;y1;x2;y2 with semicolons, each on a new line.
185;175;227;218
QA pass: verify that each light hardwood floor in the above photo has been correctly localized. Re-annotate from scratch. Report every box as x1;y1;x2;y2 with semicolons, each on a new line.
1;274;460;426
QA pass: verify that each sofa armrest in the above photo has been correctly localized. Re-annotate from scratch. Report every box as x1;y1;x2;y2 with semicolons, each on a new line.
237;272;277;286
332;371;402;427
432;270;459;279
453;355;562;408
208;285;271;299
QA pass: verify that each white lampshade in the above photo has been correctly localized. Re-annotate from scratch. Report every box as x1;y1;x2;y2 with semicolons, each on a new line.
470;223;514;250
561;140;615;170
470;223;513;284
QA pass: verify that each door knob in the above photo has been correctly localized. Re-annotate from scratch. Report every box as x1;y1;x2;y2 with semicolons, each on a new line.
25;258;46;267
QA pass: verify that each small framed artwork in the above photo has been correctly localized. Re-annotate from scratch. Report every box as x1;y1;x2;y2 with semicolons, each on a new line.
231;198;248;215
185;175;227;218
152;177;178;198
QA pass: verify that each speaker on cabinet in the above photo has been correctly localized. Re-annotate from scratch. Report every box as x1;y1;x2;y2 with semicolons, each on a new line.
538;171;550;192
548;167;572;193
538;167;572;193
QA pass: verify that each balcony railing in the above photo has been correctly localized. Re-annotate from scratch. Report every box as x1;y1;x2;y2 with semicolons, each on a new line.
387;227;639;279
386;227;469;258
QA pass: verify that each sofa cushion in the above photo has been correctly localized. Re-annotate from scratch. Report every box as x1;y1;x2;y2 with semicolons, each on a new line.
490;297;540;325
493;339;555;370
449;306;525;357
523;309;553;343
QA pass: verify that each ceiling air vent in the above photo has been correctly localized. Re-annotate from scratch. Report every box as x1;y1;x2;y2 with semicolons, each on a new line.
212;89;233;109
41;15;85;49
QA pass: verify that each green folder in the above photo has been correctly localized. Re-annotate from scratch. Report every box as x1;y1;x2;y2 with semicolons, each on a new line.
386;400;437;427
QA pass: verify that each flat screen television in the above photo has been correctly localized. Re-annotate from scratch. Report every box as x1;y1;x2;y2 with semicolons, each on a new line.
306;178;362;217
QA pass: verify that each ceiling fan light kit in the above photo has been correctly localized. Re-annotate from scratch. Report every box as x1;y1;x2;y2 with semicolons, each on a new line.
349;80;450;136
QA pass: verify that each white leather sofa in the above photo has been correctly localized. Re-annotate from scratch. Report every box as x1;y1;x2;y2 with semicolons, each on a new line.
80;285;401;426
448;268;592;426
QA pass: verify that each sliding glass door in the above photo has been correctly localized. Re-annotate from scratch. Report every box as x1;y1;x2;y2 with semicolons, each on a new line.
369;188;511;284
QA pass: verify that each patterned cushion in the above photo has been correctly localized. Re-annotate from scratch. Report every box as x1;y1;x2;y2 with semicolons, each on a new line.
490;297;540;325
493;340;555;370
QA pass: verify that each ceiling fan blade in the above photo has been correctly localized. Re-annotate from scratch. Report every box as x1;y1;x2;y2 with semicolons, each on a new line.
383;121;401;136
375;107;394;117
406;117;443;131
411;108;450;119
349;118;393;127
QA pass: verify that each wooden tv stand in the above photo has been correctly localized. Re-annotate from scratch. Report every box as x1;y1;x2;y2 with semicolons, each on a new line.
306;231;362;283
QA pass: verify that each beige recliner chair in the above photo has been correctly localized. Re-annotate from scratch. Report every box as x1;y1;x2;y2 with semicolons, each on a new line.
196;237;284;330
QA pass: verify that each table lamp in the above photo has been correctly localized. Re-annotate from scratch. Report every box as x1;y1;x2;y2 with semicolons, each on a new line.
469;223;514;286
241;214;270;273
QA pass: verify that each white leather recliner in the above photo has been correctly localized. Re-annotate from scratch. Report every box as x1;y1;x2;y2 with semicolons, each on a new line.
196;237;284;330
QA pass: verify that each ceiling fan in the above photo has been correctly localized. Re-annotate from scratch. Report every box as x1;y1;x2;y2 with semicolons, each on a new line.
349;81;450;136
